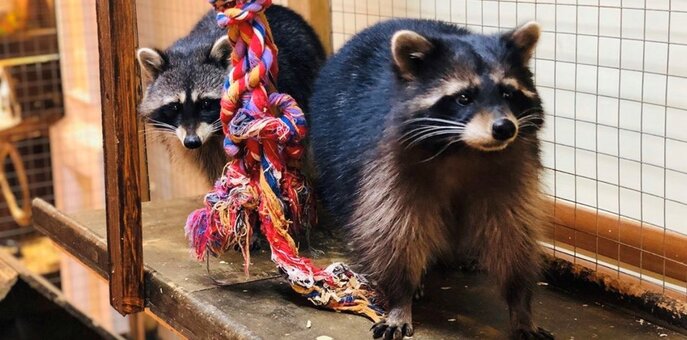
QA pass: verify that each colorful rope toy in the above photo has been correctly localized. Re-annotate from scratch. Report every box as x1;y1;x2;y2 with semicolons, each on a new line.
185;0;384;322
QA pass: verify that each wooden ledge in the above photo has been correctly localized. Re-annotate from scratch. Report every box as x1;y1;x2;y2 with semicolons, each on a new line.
31;198;687;339
32;197;279;339
32;197;370;339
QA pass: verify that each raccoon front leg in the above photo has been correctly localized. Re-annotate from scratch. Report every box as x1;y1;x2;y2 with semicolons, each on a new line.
367;249;424;340
351;209;440;339
502;263;553;339
481;225;553;340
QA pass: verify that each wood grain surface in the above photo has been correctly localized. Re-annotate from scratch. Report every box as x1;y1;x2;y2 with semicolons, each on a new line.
95;0;144;315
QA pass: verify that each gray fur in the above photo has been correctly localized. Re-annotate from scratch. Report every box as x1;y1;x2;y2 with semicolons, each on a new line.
138;6;325;185
309;19;552;339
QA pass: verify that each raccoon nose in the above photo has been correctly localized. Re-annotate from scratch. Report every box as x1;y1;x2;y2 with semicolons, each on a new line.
183;135;202;149
492;119;517;141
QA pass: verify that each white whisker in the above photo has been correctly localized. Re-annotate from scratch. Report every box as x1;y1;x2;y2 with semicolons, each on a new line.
418;138;464;163
405;129;464;148
145;119;177;131
517;108;544;122
400;125;455;142
403;117;466;127
140;130;176;136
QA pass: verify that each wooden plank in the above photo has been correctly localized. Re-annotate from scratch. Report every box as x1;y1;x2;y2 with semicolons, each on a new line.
73;197;280;291
32;199;109;278
30;198;687;337
0;54;60;67
0;259;18;301
128;313;146;340
146;273;256;339
95;0;144;315
288;0;332;55
547;199;687;285
32;198;266;339
33;197;280;292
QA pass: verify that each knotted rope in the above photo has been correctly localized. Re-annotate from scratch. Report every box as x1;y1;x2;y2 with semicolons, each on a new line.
185;0;383;322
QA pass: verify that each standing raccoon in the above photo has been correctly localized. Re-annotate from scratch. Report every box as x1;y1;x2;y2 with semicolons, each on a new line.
309;19;552;340
137;5;325;184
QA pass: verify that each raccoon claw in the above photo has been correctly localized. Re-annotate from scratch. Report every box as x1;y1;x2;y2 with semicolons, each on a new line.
308;246;325;258
511;327;554;340
371;320;413;340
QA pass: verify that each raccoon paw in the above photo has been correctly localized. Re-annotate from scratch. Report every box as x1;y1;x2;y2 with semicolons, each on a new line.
371;320;413;340
511;327;554;340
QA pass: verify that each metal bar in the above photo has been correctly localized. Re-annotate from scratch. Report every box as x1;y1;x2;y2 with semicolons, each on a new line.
95;0;144;315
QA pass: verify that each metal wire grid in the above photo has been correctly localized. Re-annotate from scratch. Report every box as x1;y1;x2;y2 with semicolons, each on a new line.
0;2;61;234
0;133;54;232
0;1;62;123
329;0;687;298
3;60;63;122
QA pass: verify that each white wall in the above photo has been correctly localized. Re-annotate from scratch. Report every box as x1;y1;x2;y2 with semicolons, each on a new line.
330;0;687;236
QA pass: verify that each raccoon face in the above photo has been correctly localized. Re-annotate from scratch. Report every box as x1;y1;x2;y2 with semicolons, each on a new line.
137;36;231;149
394;22;542;153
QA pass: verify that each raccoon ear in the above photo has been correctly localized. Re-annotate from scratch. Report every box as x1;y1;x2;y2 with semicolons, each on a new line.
209;36;231;66
137;48;166;80
506;21;541;63
391;30;434;80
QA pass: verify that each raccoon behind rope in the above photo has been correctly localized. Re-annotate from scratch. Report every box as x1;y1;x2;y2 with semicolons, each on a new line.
137;5;325;184
309;19;552;340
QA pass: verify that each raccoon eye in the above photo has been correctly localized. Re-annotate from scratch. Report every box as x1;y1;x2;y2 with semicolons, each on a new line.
502;89;514;99
200;99;212;110
171;103;181;112
457;93;472;106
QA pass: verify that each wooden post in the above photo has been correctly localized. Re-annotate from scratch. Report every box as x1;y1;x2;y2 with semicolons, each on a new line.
288;0;333;55
95;0;145;315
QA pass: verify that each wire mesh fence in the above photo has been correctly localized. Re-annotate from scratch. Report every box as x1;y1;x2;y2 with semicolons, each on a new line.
0;1;682;338
0;0;61;234
330;0;687;300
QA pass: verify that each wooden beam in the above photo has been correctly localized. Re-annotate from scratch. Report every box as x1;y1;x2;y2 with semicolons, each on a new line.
32;199;109;278
95;0;145;315
545;199;687;287
288;0;333;55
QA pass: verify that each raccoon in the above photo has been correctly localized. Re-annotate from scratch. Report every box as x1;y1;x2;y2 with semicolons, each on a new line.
308;19;552;339
137;5;326;184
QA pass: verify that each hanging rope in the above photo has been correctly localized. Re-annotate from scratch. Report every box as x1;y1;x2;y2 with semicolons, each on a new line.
185;0;384;322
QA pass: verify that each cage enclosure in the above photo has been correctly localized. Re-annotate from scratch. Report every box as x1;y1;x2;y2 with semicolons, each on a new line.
24;0;687;339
